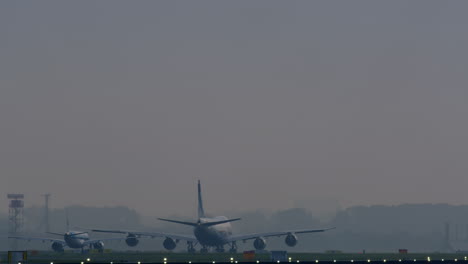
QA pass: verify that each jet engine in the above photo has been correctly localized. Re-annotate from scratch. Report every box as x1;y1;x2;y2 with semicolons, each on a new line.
52;242;64;252
125;234;139;247
163;237;177;250
253;237;266;250
285;234;298;247
93;241;105;250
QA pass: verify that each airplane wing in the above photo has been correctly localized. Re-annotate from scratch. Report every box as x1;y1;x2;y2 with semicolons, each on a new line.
83;237;134;245
8;235;66;245
226;227;336;242
90;228;198;243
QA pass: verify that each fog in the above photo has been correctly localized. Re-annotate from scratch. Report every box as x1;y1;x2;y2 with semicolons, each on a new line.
1;1;468;219
1;204;467;252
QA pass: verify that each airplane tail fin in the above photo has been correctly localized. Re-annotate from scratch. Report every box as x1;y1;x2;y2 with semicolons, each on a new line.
158;217;241;227
157;181;241;228
198;180;205;218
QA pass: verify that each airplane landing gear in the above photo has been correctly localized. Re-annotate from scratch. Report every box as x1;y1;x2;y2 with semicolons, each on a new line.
215;246;225;253
229;242;237;254
187;241;196;253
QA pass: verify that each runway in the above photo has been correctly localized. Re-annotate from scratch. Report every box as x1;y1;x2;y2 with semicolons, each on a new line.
2;251;468;264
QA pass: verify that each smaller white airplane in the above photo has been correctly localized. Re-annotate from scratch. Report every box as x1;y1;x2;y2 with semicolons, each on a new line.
9;211;124;253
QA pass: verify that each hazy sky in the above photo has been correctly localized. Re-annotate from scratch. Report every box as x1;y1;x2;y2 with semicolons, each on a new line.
1;1;468;218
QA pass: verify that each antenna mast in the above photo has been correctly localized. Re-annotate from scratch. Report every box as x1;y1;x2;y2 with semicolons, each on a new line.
42;193;51;233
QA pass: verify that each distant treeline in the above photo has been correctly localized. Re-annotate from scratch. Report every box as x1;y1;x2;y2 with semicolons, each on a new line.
2;204;467;252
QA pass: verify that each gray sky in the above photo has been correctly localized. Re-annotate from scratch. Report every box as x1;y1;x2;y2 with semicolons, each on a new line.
1;1;468;217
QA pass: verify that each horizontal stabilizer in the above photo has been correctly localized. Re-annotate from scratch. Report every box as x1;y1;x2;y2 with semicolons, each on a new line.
158;218;199;227
202;218;241;227
158;217;241;227
67;232;88;237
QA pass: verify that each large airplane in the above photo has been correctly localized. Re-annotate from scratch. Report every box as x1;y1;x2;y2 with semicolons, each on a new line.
9;211;123;253
91;180;335;253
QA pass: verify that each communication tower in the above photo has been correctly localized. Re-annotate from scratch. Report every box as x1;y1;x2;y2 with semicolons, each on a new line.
7;194;24;250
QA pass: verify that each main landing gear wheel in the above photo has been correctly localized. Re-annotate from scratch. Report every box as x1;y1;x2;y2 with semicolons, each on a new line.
187;242;196;253
215;246;225;253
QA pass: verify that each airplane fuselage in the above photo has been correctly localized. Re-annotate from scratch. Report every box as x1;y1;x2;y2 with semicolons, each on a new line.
194;216;232;246
64;231;90;249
